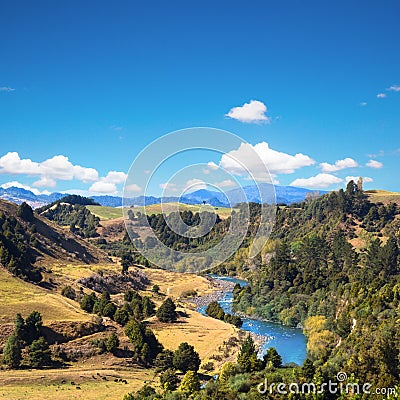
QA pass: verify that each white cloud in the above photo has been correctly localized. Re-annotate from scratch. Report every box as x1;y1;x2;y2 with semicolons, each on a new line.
366;159;383;169
33;177;57;188
184;179;207;191
89;181;118;194
345;176;374;184
226;100;271;123
387;85;400;92
218;142;315;181
0;181;50;195
377;93;387;98
360;102;367;107
207;161;219;170
125;183;142;193
320;157;358;173
0;152;99;184
159;182;178;192
291;174;343;189
103;171;127;184
215;179;235;188
0;87;15;92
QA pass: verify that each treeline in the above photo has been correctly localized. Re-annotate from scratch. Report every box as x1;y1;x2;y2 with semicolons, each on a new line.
0;203;41;282
39;203;100;238
2;311;52;369
80;289;156;326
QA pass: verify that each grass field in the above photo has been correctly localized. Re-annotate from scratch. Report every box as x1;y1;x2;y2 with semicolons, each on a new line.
87;202;232;221
0;269;89;324
366;189;400;205
150;308;238;363
0;364;155;400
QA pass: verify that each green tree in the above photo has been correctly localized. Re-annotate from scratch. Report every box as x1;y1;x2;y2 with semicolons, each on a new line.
237;334;262;372
263;347;282;369
114;307;129;326
154;349;175;372
3;333;21;368
14;313;25;341
173;342;201;373
219;361;237;384
80;292;97;312
302;358;315;380
17;202;34;221
179;370;201;394
103;302;117;319
206;301;225;320
156;298;178;323
28;337;52;368
106;332;119;354
24;311;42;344
160;368;179;391
61;285;76;300
152;284;160;294
125;319;163;365
142;296;155;318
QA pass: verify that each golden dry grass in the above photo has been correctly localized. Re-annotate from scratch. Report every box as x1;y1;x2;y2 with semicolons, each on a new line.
0;365;155;400
0;269;90;324
150;308;237;361
142;268;215;299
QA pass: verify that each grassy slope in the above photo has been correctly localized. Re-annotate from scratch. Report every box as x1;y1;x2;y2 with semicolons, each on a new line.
366;189;400;205
87;202;232;221
0;268;89;324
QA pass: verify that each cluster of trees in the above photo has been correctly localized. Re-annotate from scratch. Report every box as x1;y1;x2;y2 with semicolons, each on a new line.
40;203;100;238
0;203;41;282
124;341;201;398
124;335;290;399
146;210;227;252
3;311;51;369
205;301;243;327
80;289;156;325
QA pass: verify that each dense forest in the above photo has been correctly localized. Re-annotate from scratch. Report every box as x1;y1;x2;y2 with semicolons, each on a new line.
227;182;400;391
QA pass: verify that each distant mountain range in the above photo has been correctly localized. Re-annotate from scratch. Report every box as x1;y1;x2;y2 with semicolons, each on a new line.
0;185;326;209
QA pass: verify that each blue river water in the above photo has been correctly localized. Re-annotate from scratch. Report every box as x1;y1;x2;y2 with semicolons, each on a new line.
198;275;307;366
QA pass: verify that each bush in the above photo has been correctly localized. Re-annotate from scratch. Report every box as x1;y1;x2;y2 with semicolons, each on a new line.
61;285;76;300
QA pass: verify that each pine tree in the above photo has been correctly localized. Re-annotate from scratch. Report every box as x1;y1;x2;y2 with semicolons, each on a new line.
160;368;179;391
156;298;178;323
179;370;201;394
28;337;52;368
263;347;282;368
173;342;201;372
3;333;21;368
106;332;119;354
237;334;262;372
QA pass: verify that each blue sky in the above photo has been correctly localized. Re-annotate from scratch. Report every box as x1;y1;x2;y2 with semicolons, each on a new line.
0;0;399;196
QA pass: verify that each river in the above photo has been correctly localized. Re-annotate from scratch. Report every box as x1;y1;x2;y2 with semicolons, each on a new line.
197;275;307;366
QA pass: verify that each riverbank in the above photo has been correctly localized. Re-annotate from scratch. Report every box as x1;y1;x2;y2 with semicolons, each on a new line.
189;274;307;365
188;276;236;307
